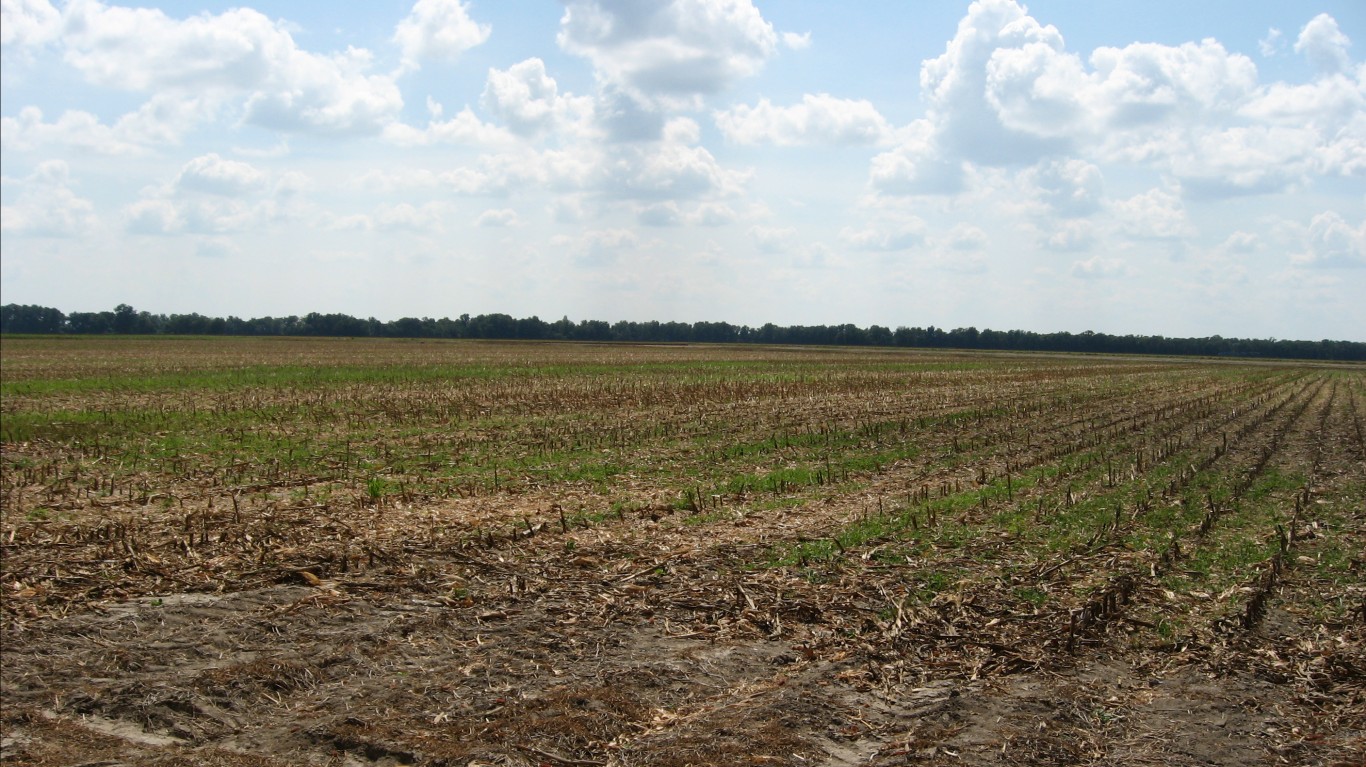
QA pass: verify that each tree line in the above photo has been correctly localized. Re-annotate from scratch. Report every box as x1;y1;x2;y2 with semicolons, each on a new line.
2;303;1362;361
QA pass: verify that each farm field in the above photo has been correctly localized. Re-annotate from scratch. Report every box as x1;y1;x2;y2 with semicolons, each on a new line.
1;336;1363;766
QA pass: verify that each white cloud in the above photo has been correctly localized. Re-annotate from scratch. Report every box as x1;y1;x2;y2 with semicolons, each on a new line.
475;208;520;227
1295;13;1352;74
1110;186;1193;240
273;171;312;198
550;196;587;223
782;31;811;51
749;225;795;253
941;223;988;251
556;227;641;265
1;107;142;155
0;160;97;236
1173;125;1319;198
715;93;893;146
194;238;238;259
1292;211;1366;268
123;154;307;234
1219;231;1260;255
1245;75;1363;132
321;213;374;232
869;119;964;194
1040;219;1096;251
125;196;257;234
58;0;403;136
1;0;60;48
557;0;779;106
869;0;1076;194
637;201;681;226
871;2;1360;200
921;0;1073;164
382;105;515;147
351;146;595;199
1;96;214;155
1082;40;1259;132
687;202;737;226
663;116;701;145
924;249;987;274
1071;255;1127;279
841;219;926;251
241;47;402;135
1259;28;1283;58
602;140;748;201
375;201;449;233
480;58;593;137
124;198;182;234
394;0;490;73
1025;158;1102;216
175;153;267;196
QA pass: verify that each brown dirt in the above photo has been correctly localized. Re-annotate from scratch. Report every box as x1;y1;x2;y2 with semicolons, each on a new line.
4;518;1362;766
3;345;1363;767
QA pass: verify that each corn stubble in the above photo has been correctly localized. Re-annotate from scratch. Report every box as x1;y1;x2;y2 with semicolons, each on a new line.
1;337;1363;766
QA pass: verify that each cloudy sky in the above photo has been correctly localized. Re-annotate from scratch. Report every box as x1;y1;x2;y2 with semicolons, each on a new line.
2;0;1363;340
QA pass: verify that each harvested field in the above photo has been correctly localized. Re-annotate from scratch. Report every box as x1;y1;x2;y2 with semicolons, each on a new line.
2;337;1363;766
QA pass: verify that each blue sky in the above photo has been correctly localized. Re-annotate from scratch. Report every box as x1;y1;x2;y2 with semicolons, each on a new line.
2;0;1363;340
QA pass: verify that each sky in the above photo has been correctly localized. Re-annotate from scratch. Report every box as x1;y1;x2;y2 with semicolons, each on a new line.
1;0;1363;341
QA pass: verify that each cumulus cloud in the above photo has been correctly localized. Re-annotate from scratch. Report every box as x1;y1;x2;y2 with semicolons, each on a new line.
1292;211;1365;268
557;0;780;106
1040;219;1096;252
1218;231;1260;255
921;0;1073;163
56;0;403;136
841;219;926;251
375;201;449;233
636;202;681;226
1259;28;1283;58
475;208;520;227
394;0;490;73
872;1;1360;200
1;0;60;48
941;223;988;251
1071;255;1127;279
749;225;795;253
555;227;642;265
1;106;143;155
126;197;256;234
715;94;893;146
1111;186;1193;240
869;120;964;194
688;202;738;226
602;140;748;201
1;96;215;154
353;146;596;199
480;58;593;137
1295;13;1352;74
1026;158;1102;216
383;104;515;147
869;0;1073;193
1174;125;1322;198
124;198;182;234
0;160;97;236
123;153;307;234
175;153;267;196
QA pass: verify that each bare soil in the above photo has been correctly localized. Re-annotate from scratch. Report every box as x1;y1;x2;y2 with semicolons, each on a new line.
2;344;1362;766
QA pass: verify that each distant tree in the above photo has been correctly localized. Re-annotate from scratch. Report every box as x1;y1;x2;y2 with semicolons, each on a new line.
66;311;115;334
0;304;66;333
6;301;1363;360
112;304;139;334
866;325;894;346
